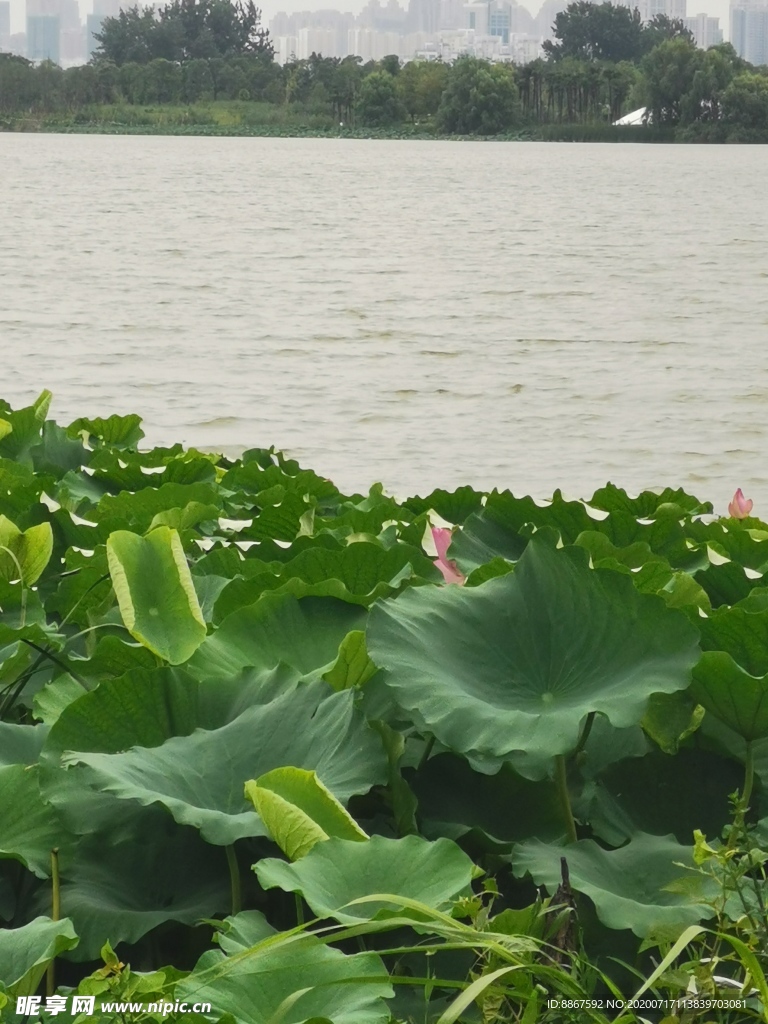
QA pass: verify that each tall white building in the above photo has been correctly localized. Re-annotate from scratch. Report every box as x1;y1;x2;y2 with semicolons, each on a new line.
636;0;686;23
297;25;341;56
684;11;723;45
730;0;768;63
0;0;10;49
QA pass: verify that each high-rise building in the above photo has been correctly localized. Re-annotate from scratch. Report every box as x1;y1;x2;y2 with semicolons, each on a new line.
86;12;103;57
408;0;440;33
0;1;11;49
636;0;686;22
684;11;722;45
26;13;60;60
730;0;768;63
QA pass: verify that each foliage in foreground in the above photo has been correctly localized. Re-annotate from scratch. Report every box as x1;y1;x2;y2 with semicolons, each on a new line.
0;392;767;1022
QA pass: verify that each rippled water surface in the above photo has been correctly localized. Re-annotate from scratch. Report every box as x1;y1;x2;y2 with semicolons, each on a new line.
3;134;768;509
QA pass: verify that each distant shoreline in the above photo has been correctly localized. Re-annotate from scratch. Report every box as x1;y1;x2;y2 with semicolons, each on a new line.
0;119;686;143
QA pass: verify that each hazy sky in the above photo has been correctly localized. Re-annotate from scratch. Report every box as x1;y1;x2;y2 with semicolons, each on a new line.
6;0;732;41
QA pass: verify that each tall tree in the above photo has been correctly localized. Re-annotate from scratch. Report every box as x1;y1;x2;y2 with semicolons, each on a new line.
543;2;645;64
94;0;272;65
437;57;520;134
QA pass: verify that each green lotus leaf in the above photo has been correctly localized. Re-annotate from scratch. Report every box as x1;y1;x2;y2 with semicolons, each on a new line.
256;834;475;924
107;526;207;664
0;765;73;877
587;749;743;846
512;833;716;938
367;537;700;774
695;560;759;609
94;482;222;531
215;910;277;954
0;516;53;586
323;630;377;691
40;666;298;834
53;810;229;960
67;412;144;447
149;501;220;532
411;753;565;845
0;418;11;442
61;685;386;844
0;722;49;766
642;691;704;754
245;767;368;860
588;484;711;519
698;605;768;675
189;593;365;679
212;542;434;613
0;916;78;997
403;485;484;525
0;390;51;466
177;934;392;1024
691;651;768;741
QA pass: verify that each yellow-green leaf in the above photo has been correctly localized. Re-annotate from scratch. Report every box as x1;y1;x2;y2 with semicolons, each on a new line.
106;526;206;665
245;767;368;861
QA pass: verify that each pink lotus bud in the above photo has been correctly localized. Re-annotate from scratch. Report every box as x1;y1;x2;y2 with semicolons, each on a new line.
431;527;466;585
728;489;753;519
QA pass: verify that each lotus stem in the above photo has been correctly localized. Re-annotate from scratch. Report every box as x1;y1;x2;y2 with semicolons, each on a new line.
554;755;578;845
46;847;60;997
572;712;596;759
742;741;754;811
417;734;436;771
225;844;241;917
295;893;304;927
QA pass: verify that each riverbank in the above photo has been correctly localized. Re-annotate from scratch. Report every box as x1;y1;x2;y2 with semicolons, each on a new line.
0;112;683;143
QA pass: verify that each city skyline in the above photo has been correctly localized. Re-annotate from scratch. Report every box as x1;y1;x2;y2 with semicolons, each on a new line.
3;0;736;39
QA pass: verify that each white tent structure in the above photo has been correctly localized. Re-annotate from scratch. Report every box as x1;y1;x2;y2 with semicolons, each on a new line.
613;106;649;125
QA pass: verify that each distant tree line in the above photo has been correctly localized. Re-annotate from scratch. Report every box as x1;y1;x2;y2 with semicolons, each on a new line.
1;0;767;140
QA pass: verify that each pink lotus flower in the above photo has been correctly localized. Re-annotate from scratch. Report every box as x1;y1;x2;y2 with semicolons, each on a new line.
728;489;753;519
432;527;466;585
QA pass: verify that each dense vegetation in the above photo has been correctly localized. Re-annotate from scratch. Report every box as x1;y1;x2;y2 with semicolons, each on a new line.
2;0;768;140
1;391;768;1021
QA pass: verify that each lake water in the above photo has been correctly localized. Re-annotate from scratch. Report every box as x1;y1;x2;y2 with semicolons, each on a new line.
3;134;768;512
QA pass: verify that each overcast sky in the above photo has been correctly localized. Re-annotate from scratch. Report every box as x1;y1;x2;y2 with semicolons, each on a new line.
7;0;731;42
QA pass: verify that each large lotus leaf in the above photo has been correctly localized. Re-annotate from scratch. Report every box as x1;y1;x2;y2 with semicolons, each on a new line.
39;665;303;832
367;537;700;774
588;484;710;519
403;485;484;525
590;512;702;571
51;811;230;960
0;516;53;586
177;935;392;1024
0;765;74;878
695;561;760;609
216;910;277;954
94;481;222;529
106;527;206;665
245;767;368;861
67;412;145;448
691;651;768;741
0;390;51;466
256;834;475;924
587;749;743;846
0;916;78;997
0;722;49;766
189;593;365;679
410;753;565;845
512;833;716;938
698;606;768;676
61;685;387;845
